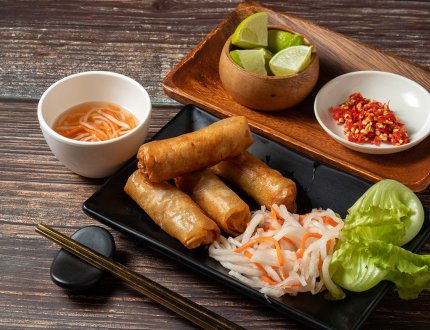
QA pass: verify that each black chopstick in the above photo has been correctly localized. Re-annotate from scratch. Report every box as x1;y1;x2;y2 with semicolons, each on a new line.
36;224;244;330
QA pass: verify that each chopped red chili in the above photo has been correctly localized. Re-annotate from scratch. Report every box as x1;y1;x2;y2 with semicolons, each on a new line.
330;92;409;146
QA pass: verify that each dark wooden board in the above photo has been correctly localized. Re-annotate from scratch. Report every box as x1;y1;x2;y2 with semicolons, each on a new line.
163;2;430;192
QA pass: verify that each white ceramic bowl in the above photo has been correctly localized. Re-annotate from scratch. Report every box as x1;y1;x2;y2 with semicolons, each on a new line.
314;71;430;154
38;71;151;178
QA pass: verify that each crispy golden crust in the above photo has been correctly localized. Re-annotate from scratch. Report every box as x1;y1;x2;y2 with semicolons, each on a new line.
137;116;253;183
211;151;297;212
124;170;220;249
175;169;250;235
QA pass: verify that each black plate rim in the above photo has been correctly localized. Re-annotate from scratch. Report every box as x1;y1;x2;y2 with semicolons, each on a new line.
83;104;430;330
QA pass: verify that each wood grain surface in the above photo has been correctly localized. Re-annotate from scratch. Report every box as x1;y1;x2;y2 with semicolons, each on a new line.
1;1;429;329
163;2;430;191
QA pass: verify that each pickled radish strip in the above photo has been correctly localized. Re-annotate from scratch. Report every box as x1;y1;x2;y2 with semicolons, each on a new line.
53;101;138;142
209;205;344;298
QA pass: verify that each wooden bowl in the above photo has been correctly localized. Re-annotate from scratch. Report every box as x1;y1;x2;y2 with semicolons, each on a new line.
219;25;319;111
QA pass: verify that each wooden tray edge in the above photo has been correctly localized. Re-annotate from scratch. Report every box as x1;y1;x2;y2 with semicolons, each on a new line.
162;2;430;192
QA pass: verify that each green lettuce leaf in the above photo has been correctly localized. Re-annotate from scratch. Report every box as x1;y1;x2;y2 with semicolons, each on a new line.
330;239;430;300
327;179;427;300
343;179;424;246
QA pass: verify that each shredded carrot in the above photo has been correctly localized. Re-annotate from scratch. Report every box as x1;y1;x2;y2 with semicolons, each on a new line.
326;240;332;254
53;101;138;142
322;216;338;227
236;237;284;267
298;214;309;224
260;275;278;286
285;280;301;288
265;224;278;231
298;215;304;223
101;108;116;118
209;206;345;298
107;103;120;111
318;257;324;270
296;233;323;258
242;247;266;271
243;250;253;259
82;126;107;140
128;117;136;128
279;272;286;281
281;237;296;248
275;217;284;226
236;236;276;252
254;262;266;272
61;126;83;136
269;208;284;225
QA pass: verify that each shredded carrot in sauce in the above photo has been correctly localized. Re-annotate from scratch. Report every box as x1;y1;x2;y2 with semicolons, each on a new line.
53;101;138;142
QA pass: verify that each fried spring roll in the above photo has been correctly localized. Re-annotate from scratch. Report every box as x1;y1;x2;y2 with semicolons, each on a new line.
137;116;253;183
211;151;297;212
175;170;250;236
124;170;220;249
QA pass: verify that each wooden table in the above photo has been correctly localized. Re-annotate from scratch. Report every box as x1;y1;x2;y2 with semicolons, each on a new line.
1;1;429;328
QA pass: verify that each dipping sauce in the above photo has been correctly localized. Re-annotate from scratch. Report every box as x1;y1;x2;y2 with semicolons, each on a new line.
53;102;138;142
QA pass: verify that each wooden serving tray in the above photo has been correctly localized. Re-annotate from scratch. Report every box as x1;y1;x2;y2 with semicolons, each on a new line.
163;2;430;192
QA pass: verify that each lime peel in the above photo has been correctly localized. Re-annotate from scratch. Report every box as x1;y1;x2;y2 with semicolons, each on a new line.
232;12;268;49
267;29;304;53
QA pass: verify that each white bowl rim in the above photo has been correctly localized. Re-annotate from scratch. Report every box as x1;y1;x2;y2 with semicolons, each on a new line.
37;70;151;147
314;70;430;153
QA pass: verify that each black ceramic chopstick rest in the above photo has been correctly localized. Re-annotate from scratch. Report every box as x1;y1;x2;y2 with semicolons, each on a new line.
50;226;115;290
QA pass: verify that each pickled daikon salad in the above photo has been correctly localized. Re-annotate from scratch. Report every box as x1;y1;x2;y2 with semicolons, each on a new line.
210;180;429;300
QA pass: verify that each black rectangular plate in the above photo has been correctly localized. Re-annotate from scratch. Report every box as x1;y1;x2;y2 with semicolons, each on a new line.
83;105;430;330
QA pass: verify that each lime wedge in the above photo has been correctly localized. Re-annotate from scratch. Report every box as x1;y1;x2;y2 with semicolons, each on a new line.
269;45;313;76
232;12;268;49
267;29;304;53
230;50;243;67
252;47;273;73
230;49;267;75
